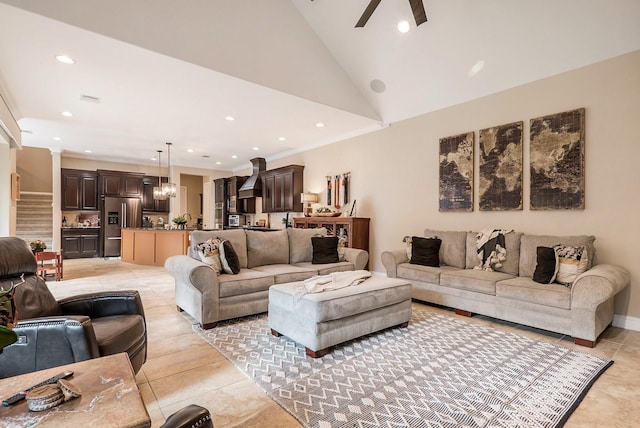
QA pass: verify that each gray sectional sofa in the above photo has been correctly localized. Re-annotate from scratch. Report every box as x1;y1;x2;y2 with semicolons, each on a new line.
165;228;368;329
381;229;630;347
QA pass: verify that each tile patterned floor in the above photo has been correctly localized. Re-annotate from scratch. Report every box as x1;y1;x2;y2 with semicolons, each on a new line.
47;258;640;427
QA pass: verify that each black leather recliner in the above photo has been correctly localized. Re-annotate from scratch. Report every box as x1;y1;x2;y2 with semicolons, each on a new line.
0;237;147;378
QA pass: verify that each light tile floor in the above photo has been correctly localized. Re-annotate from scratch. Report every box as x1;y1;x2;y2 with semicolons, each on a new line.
47;258;640;427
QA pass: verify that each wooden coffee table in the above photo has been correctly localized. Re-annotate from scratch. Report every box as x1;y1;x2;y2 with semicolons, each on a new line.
0;353;150;427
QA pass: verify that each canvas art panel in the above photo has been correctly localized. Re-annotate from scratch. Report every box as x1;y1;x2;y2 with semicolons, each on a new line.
530;108;585;210
439;132;474;212
479;121;523;211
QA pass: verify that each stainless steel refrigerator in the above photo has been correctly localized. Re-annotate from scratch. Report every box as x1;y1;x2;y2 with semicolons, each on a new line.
102;197;142;257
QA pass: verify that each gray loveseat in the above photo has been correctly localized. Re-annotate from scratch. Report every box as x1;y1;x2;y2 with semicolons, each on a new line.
381;229;630;347
165;228;368;329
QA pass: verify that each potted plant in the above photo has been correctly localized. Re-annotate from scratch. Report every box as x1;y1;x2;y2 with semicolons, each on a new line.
0;275;24;354
172;216;188;229
30;240;46;253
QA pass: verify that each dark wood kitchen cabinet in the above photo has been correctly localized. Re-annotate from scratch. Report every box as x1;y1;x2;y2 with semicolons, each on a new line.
61;169;98;211
260;165;304;213
142;176;169;212
99;170;143;197
61;228;100;259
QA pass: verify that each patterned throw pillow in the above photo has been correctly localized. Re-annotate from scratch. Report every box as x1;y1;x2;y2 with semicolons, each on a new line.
196;238;223;275
553;245;589;287
402;236;412;259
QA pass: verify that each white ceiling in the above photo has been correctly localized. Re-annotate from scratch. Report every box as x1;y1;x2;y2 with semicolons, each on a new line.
1;0;639;172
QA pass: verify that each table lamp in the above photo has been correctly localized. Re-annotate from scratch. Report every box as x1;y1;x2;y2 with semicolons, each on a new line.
301;192;319;216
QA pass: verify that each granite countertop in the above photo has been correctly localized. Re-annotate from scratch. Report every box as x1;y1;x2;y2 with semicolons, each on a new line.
61;226;100;230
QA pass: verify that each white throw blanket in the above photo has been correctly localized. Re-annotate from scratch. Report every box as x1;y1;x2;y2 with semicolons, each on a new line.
295;270;372;299
474;228;512;271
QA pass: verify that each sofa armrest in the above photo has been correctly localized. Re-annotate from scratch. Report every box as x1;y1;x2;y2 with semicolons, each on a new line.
342;248;369;270
165;255;219;294
0;315;100;378
381;250;409;278
58;290;145;319
571;264;630;310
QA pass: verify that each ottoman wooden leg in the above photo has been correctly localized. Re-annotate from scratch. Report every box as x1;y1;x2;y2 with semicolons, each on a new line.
201;322;218;330
398;321;409;328
271;329;282;337
306;347;329;358
455;309;473;317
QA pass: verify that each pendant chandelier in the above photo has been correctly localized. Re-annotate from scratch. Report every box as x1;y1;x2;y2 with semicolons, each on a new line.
153;150;167;200
161;142;177;198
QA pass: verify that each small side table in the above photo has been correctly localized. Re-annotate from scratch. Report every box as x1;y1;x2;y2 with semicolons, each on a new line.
0;353;150;427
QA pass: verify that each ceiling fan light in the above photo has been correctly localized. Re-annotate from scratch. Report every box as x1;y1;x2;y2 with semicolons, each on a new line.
398;20;411;33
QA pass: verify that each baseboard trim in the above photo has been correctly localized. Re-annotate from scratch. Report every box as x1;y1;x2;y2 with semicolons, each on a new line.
613;314;640;332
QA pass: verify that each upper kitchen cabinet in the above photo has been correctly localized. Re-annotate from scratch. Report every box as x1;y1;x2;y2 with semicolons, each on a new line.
142;176;169;212
99;170;143;197
61;169;99;211
260;165;304;213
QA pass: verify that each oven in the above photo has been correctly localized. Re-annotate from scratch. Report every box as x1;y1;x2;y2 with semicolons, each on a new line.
228;214;245;227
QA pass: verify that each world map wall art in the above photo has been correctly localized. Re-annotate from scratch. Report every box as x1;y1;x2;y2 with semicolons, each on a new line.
439;132;473;212
530;108;585;210
479;121;523;211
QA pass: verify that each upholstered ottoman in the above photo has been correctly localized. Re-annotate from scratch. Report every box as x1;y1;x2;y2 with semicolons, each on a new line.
268;276;412;357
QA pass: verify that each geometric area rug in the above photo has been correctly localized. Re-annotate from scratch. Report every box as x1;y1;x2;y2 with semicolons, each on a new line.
194;308;612;428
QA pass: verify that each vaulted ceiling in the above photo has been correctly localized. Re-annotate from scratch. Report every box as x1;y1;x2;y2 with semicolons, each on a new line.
1;0;638;171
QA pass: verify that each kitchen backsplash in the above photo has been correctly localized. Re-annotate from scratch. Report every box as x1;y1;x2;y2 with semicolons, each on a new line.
62;211;100;227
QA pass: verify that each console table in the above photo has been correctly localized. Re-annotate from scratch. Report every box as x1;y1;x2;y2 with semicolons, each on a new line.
293;216;370;252
0;353;150;427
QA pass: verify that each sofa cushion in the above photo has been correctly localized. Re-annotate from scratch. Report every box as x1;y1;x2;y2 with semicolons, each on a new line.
293;261;355;276
219;240;240;274
246;230;289;268
218;269;275;298
397;263;443;284
410;237;441;267
465;231;522;275
532;246;558;284
252;264;318;284
496;276;571;309
519;235;596;278
190;229;248;269
312;236;339;264
440;269;515;295
288;227;327;264
423;229;467;268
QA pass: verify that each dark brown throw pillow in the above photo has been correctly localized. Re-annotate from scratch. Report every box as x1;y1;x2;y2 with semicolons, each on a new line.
219;240;240;274
410;236;441;267
311;237;339;264
532;246;558;284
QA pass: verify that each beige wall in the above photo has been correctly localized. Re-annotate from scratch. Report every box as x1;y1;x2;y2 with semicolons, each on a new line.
16;146;52;192
264;50;640;319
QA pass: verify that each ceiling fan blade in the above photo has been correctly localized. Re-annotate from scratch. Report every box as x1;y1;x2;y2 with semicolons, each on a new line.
355;0;382;28
408;0;428;26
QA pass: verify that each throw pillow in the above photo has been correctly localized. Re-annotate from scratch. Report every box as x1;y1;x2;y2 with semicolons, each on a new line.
532;246;558;284
311;236;339;264
553;244;589;287
402;236;412;259
410;236;441;267
196;238;223;274
219;240;241;274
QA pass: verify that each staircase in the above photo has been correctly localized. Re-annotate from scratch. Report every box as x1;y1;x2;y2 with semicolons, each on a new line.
16;192;53;249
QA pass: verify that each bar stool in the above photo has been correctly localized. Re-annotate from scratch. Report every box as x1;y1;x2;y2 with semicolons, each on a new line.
35;250;63;281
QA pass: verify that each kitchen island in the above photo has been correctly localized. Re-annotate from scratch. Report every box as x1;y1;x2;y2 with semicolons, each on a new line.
121;228;189;266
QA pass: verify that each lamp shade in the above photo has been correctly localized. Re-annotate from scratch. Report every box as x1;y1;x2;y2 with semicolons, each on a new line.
301;192;319;203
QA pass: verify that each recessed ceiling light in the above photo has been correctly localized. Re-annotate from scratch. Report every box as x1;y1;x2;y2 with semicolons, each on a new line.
370;79;386;93
468;60;486;77
187;149;194;153
278;137;286;141
215;161;222;165
397;20;410;33
84;150;92;153
202;155;210;158
316;122;325;128
151;156;157;161
252;147;260;151
225;116;235;121
52;137;62;141
55;55;75;64
61;111;73;117
231;155;238;159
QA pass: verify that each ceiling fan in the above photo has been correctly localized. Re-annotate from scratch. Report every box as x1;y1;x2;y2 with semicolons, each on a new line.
355;0;427;28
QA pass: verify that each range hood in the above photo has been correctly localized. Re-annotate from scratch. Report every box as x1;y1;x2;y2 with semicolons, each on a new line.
238;157;266;199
